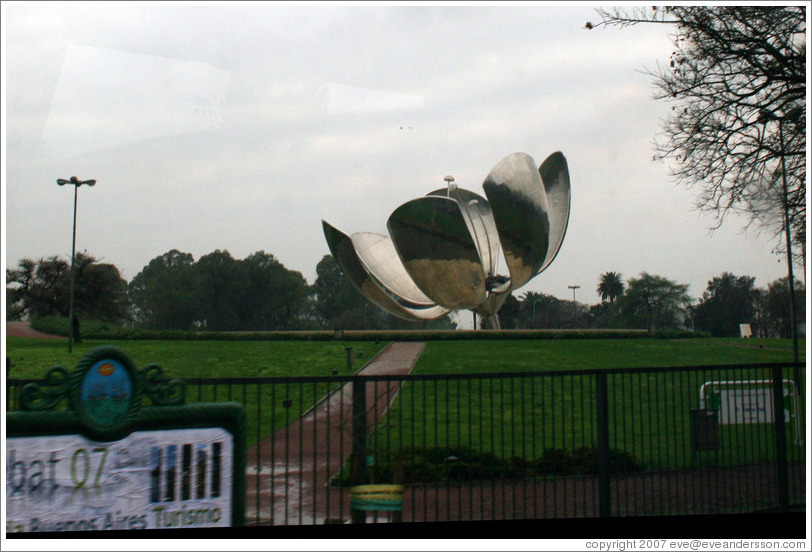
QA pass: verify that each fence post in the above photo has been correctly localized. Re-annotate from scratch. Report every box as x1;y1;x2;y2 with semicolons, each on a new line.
596;372;611;517
392;455;405;523
5;357;11;411
351;375;367;524
771;366;789;510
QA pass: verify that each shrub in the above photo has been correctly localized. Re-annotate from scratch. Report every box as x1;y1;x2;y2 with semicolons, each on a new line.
331;445;645;486
536;446;646;475
535;448;574;475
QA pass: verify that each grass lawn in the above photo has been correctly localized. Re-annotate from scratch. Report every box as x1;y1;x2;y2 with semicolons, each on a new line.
5;337;387;447
4;336;387;379
372;338;805;475
412;338;802;374
5;336;802;380
5;336;806;470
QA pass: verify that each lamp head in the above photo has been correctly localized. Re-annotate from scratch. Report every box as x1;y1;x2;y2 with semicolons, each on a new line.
57;176;95;186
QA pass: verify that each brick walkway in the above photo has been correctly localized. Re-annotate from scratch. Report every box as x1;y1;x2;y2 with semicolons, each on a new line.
244;341;425;525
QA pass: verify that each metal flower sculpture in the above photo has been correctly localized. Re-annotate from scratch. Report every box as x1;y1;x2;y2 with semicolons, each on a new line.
322;151;571;329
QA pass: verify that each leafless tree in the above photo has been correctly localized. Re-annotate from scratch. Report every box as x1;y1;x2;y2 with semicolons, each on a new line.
588;6;805;267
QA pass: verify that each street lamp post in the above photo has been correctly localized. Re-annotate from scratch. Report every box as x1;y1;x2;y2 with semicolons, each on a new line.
758;108;800;363
57;176;95;353
567;285;581;328
532;299;542;327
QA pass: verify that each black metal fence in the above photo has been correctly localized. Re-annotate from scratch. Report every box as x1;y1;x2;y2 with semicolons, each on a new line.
6;362;806;525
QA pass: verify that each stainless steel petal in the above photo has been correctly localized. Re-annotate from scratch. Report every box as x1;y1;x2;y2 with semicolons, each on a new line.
427;187;500;277
322;220;448;321
351;232;435;306
538;151;571;272
387;196;487;310
482;152;550;291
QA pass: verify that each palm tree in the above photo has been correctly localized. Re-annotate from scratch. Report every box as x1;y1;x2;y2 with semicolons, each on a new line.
597;271;625;304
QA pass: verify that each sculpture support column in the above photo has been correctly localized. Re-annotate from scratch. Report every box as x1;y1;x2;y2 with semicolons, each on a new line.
482;314;501;330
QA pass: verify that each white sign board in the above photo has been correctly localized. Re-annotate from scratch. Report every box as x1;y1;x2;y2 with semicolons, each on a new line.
6;427;233;533
718;388;788;425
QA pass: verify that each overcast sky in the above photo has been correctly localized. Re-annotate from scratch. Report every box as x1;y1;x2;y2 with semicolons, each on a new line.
2;2;798;328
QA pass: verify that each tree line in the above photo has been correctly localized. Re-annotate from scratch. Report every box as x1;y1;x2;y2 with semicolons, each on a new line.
497;271;804;338
5;250;456;332
6;251;804;338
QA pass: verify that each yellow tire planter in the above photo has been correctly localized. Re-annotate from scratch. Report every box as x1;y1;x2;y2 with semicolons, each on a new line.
349;484;404;511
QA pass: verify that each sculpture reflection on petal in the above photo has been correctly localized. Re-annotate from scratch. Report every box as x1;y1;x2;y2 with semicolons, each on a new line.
388;196;487;310
322;151;570;329
322;221;449;321
351;232;435;306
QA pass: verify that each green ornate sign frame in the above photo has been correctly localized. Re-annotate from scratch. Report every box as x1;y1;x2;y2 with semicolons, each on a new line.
6;345;246;530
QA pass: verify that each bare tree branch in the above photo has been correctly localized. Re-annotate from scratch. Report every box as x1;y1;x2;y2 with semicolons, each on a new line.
590;6;805;267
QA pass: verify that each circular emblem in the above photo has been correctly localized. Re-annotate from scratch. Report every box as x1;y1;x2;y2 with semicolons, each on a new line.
98;362;115;376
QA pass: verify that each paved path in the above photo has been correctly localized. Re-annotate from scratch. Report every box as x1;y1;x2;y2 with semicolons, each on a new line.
5;321;66;339
244;341;426;525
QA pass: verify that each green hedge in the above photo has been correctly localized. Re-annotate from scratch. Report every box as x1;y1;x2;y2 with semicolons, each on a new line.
30;316;709;342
